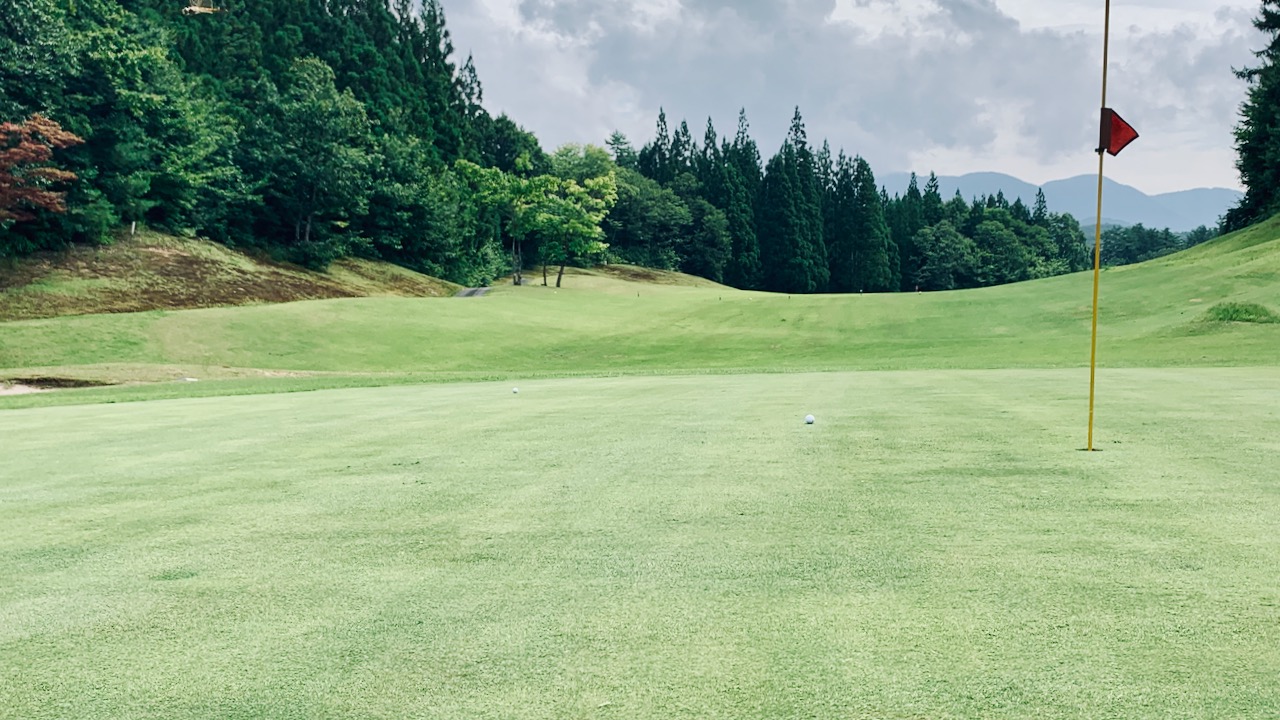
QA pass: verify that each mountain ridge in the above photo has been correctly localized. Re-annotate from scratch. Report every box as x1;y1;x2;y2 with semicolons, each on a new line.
880;171;1242;231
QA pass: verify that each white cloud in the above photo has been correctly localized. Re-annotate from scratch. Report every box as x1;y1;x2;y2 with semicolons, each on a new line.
447;0;1261;193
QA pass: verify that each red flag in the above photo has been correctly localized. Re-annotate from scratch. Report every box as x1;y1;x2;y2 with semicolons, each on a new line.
1098;108;1139;156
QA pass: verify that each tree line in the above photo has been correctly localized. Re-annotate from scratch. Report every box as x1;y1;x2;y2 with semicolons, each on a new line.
0;0;1239;293
1;0;594;288
606;107;1097;293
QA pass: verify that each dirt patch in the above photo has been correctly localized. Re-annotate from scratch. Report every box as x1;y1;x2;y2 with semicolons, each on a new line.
2;377;116;390
1;234;460;321
592;264;722;288
598;265;665;284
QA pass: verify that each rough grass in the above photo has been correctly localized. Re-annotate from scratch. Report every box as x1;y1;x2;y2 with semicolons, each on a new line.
1202;301;1279;324
2;370;1278;719
0;229;461;321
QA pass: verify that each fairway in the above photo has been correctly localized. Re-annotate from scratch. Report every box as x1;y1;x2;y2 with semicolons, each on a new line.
3;218;1280;405
3;370;1279;719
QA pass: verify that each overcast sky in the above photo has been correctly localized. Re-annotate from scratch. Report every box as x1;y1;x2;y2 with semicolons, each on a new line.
446;0;1261;194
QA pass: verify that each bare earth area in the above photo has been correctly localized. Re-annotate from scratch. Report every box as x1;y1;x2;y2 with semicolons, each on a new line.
0;230;461;321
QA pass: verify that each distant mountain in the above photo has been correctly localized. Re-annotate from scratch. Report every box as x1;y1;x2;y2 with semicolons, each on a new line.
880;172;1243;232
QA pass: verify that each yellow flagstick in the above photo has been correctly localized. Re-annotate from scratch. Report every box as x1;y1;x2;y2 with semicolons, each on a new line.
1087;0;1113;452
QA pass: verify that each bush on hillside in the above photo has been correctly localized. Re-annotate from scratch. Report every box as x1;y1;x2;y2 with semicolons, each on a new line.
1202;302;1279;324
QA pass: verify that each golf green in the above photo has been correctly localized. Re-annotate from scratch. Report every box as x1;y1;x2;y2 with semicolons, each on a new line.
3;369;1277;718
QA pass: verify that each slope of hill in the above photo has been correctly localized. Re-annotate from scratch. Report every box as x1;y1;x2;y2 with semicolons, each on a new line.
0;230;462;322
882;172;1242;231
2;216;1277;407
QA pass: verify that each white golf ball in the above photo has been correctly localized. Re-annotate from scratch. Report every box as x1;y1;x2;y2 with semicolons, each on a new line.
513;388;520;394
805;415;816;425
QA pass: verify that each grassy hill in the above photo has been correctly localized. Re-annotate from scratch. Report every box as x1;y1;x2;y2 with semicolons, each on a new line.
2;217;1278;407
0;230;462;322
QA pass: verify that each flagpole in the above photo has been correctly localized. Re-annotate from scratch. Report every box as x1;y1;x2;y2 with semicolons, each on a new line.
1087;0;1112;452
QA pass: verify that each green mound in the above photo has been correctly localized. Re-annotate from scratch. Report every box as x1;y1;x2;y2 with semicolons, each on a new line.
1202;301;1279;324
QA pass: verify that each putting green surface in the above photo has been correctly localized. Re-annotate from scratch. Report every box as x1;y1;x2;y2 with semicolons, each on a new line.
3;369;1278;719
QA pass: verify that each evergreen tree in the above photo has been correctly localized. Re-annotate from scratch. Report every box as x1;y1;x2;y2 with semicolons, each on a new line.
1010;197;1031;224
479;115;547;176
816;140;836;270
945;190;970;227
922;172;944;226
850;157;897;292
1032;188;1049;227
729;109;762;197
895;172;926;289
825;152;857;293
785;108;828;291
606;131;639;170
722;161;761;289
829;155;896;293
694;118;723;206
670;119;695;176
1226;0;1280;231
637;108;672;183
757;146;803;292
723;109;763;289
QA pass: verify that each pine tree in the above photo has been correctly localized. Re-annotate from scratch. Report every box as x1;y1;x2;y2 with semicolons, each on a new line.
756;146;801;292
729;109;762;197
785;108;828;291
670;119;695;176
637;108;672;183
922;172;944;226
849;156;897;292
607;131;638;169
1010;197;1032;224
1033;188;1050;227
826;152;858;293
896;172;926;289
723;109;763;289
722;161;761;289
694;117;723;204
1226;0;1280;231
945;190;970;226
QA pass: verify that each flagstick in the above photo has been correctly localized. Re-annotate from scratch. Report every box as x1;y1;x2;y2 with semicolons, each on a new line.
1087;0;1112;452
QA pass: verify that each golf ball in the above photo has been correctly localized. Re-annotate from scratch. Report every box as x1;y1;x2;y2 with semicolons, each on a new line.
805;415;815;425
513;388;520;394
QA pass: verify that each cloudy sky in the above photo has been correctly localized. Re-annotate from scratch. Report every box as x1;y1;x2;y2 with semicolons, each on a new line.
446;0;1260;194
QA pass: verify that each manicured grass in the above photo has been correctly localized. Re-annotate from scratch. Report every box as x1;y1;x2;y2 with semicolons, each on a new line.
5;216;1280;410
3;221;1279;717
2;369;1278;719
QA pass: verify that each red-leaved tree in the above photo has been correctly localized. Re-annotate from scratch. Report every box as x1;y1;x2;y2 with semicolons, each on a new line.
0;115;84;224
